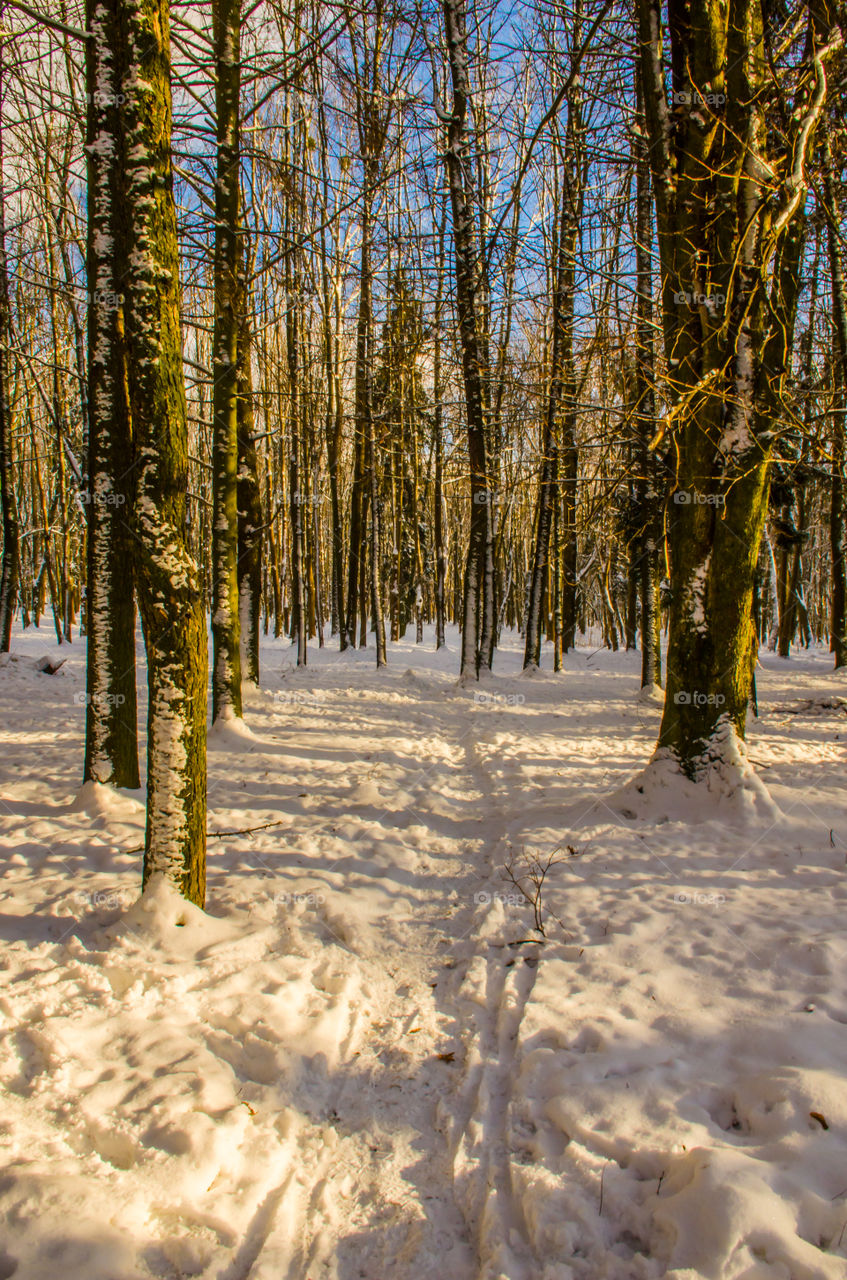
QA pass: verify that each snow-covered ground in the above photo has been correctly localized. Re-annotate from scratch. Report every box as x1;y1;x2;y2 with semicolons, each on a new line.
2;623;847;1280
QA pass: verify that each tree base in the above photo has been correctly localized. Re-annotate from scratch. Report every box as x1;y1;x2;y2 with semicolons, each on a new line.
71;779;144;820
611;720;781;826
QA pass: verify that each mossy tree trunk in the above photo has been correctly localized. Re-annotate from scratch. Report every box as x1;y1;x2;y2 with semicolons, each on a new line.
114;0;207;904
638;0;837;776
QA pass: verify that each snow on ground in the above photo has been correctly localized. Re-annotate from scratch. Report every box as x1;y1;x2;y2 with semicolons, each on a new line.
1;623;847;1279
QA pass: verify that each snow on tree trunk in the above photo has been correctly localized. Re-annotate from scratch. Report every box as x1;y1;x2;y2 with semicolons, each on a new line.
82;0;140;789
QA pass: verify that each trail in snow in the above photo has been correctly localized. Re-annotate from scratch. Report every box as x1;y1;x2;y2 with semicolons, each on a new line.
1;625;847;1279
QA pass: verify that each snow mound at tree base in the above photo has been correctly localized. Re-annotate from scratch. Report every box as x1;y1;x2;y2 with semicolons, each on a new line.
609;731;782;827
70;779;144;819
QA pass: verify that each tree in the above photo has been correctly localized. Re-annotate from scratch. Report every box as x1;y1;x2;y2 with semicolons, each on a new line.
823;134;847;667
638;0;839;778
210;0;244;720
112;0;208;903
236;248;262;685
442;0;493;678
82;0;140;789
525;6;587;670
0;3;18;654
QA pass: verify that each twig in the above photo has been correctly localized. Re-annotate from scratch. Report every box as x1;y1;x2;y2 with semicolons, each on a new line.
125;818;290;854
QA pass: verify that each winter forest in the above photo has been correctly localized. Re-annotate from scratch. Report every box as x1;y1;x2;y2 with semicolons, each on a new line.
1;0;847;1273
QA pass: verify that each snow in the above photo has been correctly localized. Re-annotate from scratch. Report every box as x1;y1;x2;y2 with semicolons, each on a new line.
1;625;847;1277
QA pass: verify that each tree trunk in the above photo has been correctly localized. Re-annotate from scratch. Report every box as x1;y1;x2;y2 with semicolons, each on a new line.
634;72;661;689
638;0;833;777
824;136;847;667
286;264;307;668
0;7;18;653
357;163;387;667
115;0;207;903
434;210;447;650
82;0;139;787
443;0;492;678
210;0;243;720
236;261;262;685
525;77;585;669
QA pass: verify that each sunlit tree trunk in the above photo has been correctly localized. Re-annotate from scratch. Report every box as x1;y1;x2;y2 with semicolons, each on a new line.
114;0;207;902
638;0;835;776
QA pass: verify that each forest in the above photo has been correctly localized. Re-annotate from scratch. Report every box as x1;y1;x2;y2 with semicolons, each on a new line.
1;0;846;1274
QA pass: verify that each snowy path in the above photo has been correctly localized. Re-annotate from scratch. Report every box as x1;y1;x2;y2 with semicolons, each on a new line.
2;627;847;1278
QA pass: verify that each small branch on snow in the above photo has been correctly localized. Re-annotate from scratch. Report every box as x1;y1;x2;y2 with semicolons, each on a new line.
125;818;291;854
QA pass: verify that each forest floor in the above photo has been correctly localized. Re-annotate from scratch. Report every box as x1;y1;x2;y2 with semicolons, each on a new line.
1;625;847;1280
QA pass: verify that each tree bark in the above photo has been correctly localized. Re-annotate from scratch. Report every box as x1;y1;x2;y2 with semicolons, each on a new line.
82;0;140;787
114;0;207;903
443;0;492;678
236;254;262;684
634;71;661;689
210;0;243;720
525;75;584;669
638;0;835;776
0;5;18;653
823;135;847;667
